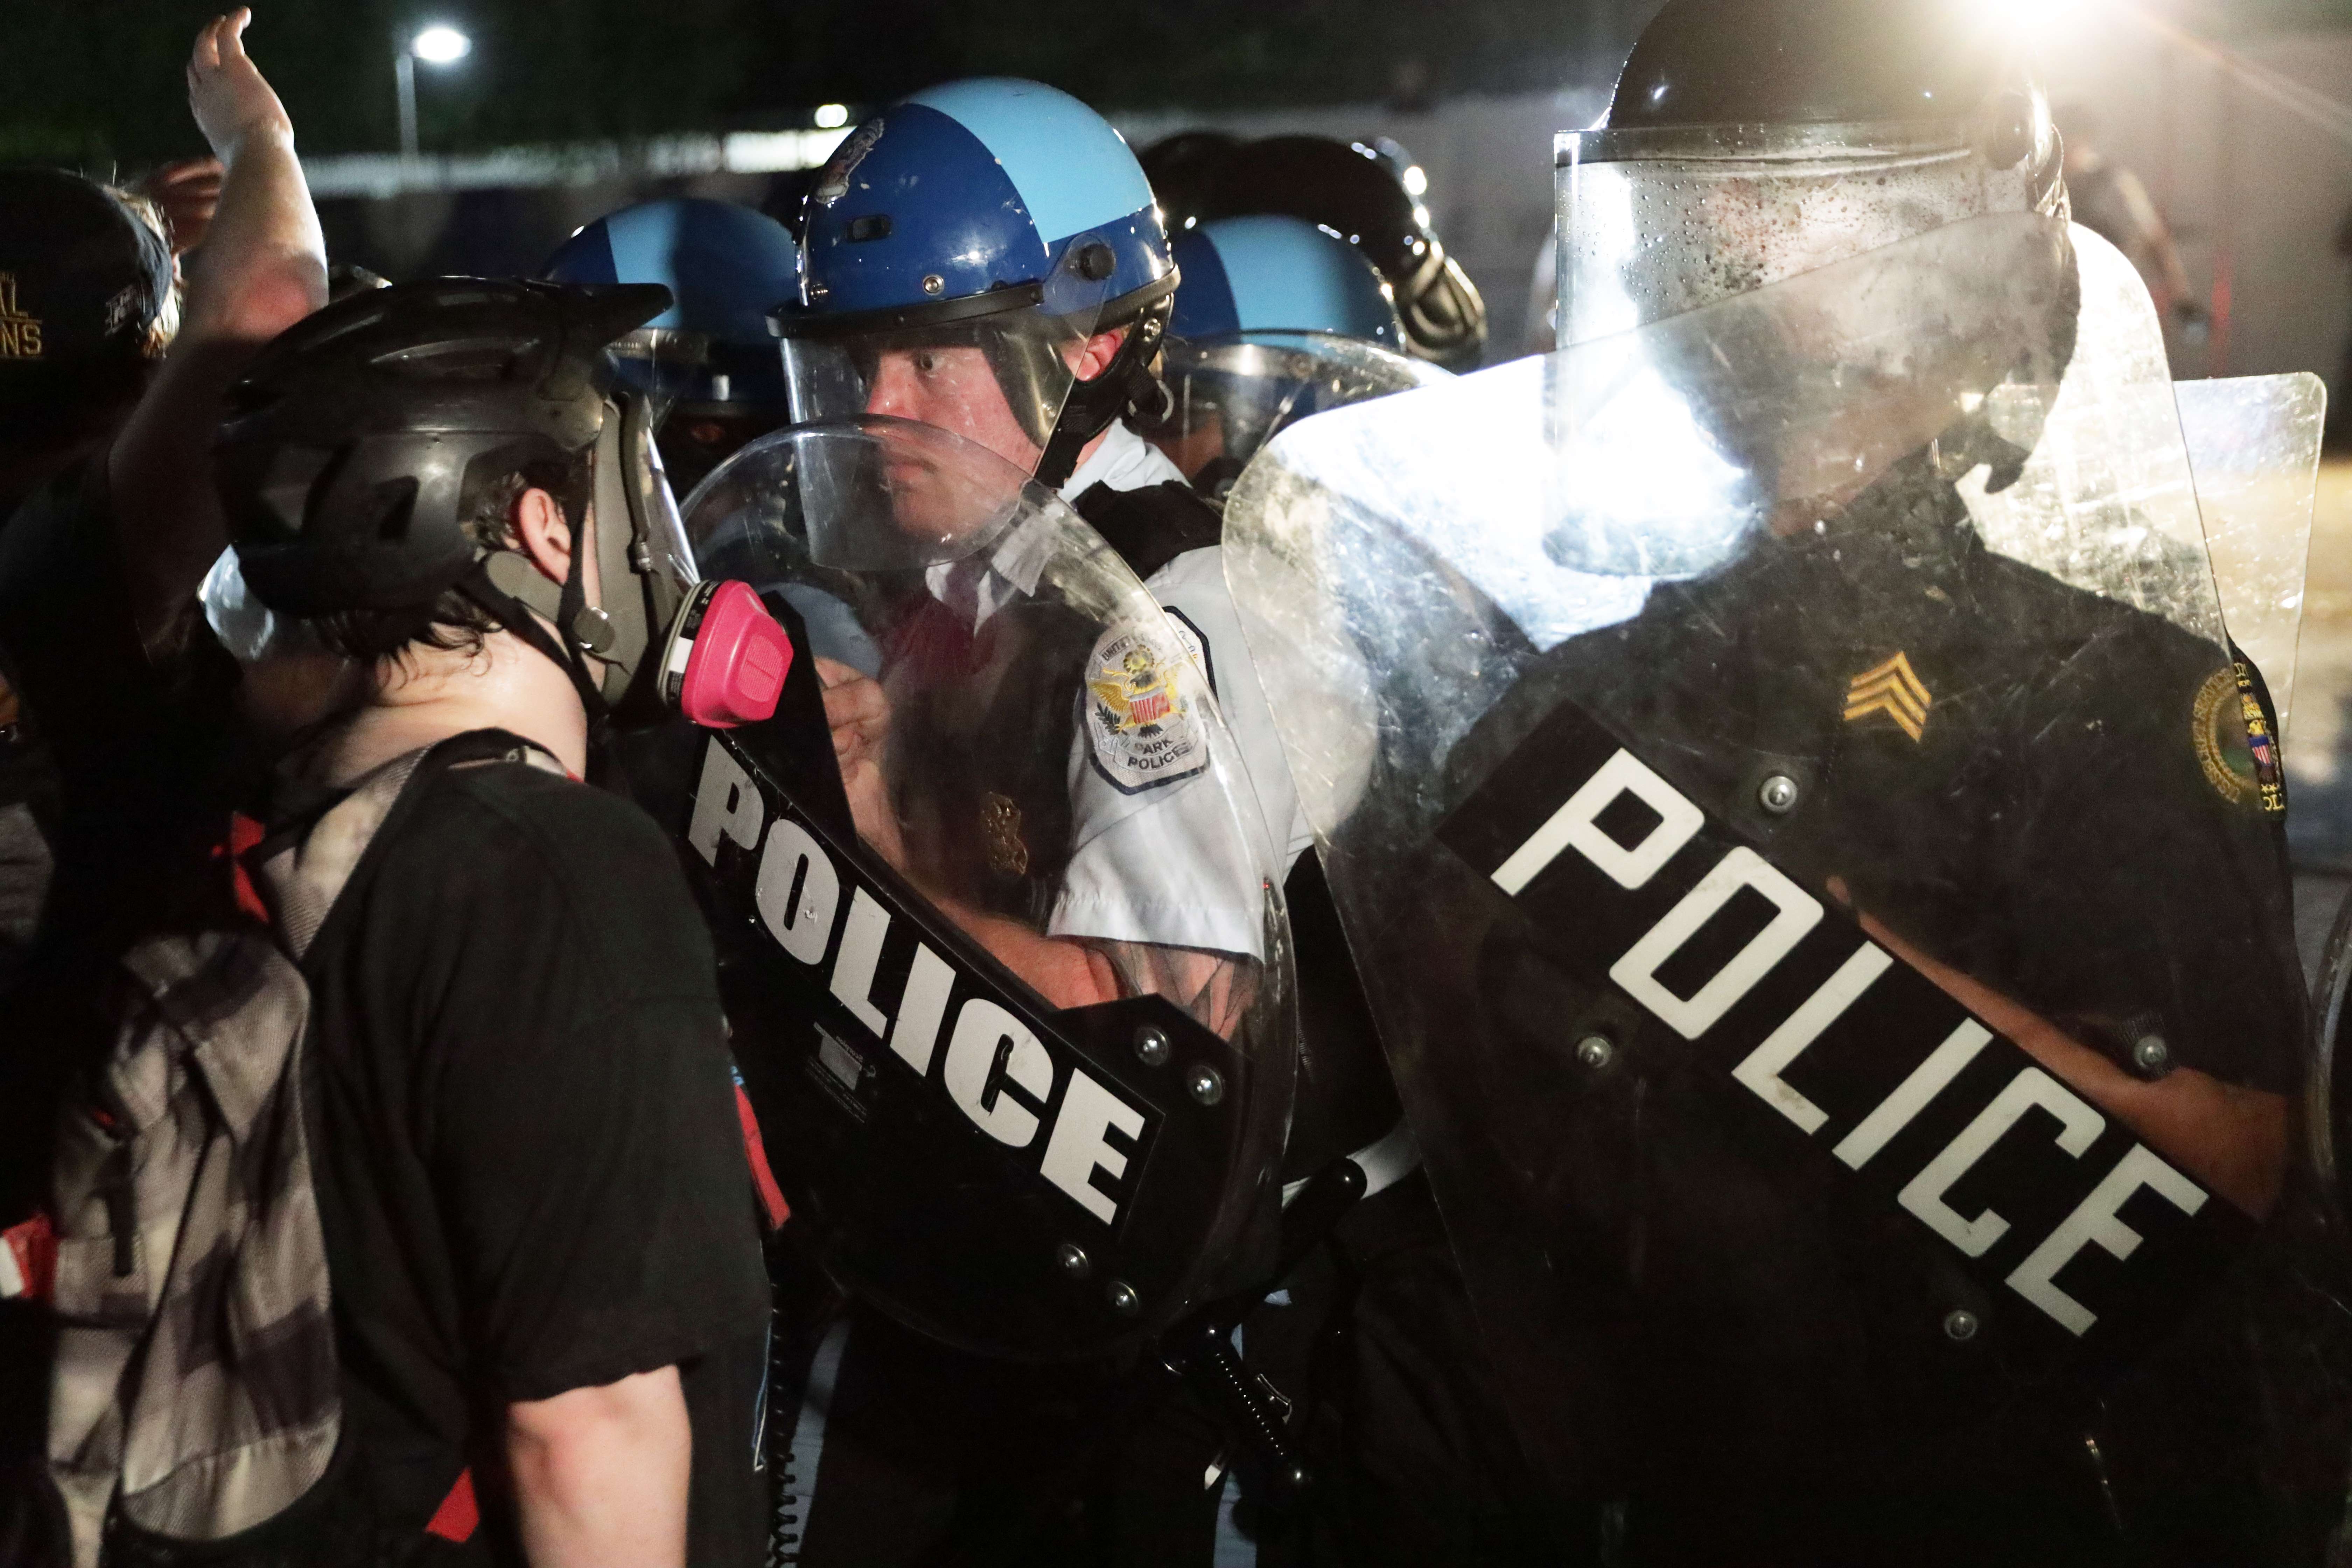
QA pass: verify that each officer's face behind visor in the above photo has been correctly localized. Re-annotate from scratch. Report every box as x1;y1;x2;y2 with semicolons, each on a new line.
783;308;1102;480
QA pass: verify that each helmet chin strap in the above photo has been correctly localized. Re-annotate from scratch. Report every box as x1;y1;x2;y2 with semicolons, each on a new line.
1034;297;1175;492
457;394;680;737
466;547;613;734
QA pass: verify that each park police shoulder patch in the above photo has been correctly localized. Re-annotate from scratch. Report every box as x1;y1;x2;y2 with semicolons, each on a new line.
2192;663;2286;814
1085;620;1209;794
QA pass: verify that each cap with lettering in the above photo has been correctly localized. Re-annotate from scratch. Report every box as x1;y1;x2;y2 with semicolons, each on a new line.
0;167;174;408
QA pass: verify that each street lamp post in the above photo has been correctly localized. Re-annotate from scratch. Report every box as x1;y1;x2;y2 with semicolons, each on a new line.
393;23;472;162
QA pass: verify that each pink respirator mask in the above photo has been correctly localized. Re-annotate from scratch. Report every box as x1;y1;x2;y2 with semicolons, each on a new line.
656;578;796;728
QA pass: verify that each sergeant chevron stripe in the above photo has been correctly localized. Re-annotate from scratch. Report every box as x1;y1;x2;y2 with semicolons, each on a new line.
1844;652;1932;741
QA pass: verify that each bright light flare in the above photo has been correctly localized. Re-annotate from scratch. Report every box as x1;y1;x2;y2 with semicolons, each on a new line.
410;24;471;64
1400;164;1429;197
814;102;850;129
1979;0;2099;40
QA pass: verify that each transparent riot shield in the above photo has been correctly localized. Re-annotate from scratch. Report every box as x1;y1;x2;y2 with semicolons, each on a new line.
665;415;1294;1362
2176;374;2327;744
1139;332;1448;501
1224;213;2312;1547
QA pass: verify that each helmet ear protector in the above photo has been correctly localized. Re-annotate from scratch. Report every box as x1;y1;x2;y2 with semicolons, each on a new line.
469;387;792;732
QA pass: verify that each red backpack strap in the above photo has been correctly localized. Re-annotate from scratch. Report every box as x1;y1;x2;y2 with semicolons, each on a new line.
425;1468;478;1543
0;1211;56;1302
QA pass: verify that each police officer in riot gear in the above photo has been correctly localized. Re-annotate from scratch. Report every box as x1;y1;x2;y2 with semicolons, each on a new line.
542;197;803;497
1142;212;1446;502
1216;0;2326;1562
1140;134;1488;374
738;76;1541;1566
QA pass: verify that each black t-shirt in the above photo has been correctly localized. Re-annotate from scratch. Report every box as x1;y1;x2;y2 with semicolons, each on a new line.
281;734;772;1566
0;462;772;1564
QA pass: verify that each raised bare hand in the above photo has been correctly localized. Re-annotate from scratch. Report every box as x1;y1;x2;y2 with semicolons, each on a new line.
186;9;293;162
137;158;225;255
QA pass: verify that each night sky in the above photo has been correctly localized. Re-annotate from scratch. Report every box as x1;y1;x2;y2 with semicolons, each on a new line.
5;0;2348;170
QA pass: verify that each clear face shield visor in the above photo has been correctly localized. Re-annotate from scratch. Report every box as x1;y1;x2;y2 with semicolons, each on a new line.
1139;332;1447;497
775;276;1115;484
1555;99;2065;347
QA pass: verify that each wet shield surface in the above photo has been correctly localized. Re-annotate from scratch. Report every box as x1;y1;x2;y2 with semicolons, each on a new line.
659;417;1295;1362
1222;215;2314;1552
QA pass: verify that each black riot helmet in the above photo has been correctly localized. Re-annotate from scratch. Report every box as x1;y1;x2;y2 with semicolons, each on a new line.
216;278;705;721
1147;134;1488;372
1557;0;2067;346
1611;0;2022;131
1137;131;1241;235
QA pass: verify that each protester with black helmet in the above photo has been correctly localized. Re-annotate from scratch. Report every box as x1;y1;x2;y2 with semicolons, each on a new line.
0;17;775;1562
199;274;774;1566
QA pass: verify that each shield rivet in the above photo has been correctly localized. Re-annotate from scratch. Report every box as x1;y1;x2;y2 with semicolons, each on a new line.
921;273;946;296
1575;1035;1615;1071
1107;1279;1141;1316
1057;1242;1091;1279
2132;1035;2171;1076
1187;1064;1225;1106
1758;774;1800;814
1942;1308;1980;1343
1135;1026;1171;1067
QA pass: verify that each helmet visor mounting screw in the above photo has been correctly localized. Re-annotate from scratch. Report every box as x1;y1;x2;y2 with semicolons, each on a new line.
1074;242;1116;281
1758;774;1799;814
920;273;945;296
1575;1035;1615;1071
1134;1025;1171;1067
2132;1035;2171;1076
1186;1064;1225;1106
1943;1308;1980;1343
1106;1279;1141;1316
1057;1242;1091;1279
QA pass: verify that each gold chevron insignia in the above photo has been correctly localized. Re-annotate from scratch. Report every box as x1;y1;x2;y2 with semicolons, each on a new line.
1843;651;1932;742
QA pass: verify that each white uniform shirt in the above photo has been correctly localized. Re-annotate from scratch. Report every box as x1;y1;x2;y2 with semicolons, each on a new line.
1046;423;1315;962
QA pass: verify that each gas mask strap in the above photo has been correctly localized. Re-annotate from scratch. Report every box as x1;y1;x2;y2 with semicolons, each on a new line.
460;561;612;731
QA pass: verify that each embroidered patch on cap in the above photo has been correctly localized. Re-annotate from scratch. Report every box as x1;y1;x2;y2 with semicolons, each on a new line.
0;274;45;360
1085;620;1209;794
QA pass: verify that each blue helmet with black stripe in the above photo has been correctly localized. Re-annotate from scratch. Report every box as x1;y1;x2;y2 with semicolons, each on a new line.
1169;215;1405;350
775;79;1179;487
543;197;800;493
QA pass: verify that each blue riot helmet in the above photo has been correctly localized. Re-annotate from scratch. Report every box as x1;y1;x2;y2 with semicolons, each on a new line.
1169;214;1404;350
543;197;801;495
773;78;1177;489
1144;215;1445;499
